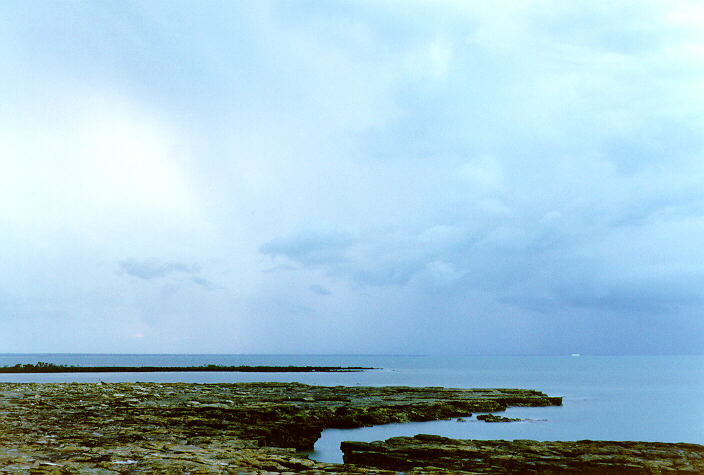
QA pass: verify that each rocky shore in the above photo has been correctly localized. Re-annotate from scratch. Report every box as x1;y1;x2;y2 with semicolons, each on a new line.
0;382;699;473
341;434;704;473
0;382;558;472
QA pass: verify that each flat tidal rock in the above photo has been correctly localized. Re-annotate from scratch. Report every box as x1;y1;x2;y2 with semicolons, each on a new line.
341;434;704;474
0;382;560;472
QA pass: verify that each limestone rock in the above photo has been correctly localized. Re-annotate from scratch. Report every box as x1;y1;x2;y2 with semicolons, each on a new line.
341;434;704;473
0;382;561;472
476;413;521;422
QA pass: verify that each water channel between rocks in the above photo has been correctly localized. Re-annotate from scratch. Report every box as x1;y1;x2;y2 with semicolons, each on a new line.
307;392;701;465
306;406;559;464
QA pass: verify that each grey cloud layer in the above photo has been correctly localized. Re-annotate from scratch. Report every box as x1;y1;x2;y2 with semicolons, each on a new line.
1;1;702;353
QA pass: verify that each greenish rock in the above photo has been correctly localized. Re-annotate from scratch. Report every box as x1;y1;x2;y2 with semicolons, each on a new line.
476;413;521;422
341;434;704;473
0;382;560;472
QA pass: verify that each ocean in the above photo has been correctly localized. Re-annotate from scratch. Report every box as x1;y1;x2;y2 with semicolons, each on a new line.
1;354;702;464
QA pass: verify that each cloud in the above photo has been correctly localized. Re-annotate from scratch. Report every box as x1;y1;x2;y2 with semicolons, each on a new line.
405;37;453;81
260;224;472;287
1;1;703;353
560;278;704;313
309;284;331;296
191;276;217;290
119;259;200;280
259;229;356;266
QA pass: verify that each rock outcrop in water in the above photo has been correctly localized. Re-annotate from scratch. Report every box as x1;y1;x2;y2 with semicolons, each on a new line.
0;382;560;472
341;434;704;473
476;413;522;422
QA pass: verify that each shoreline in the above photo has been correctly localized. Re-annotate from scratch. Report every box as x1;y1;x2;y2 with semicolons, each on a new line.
0;381;560;472
0;362;375;373
0;381;701;472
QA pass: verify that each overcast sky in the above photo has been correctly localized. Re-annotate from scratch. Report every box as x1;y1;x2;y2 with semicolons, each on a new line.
1;1;703;354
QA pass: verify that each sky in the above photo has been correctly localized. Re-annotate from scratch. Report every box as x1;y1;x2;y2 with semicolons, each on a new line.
1;1;703;355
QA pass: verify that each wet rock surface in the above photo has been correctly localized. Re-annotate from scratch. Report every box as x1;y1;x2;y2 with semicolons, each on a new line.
341;434;704;474
0;382;560;472
476;413;522;422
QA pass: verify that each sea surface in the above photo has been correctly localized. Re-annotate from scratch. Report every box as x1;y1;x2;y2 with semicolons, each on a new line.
1;354;702;464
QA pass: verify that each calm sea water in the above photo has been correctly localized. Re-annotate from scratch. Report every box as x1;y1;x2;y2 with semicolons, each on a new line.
1;354;702;464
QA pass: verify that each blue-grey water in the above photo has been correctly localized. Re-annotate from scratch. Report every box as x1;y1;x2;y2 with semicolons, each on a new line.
1;354;702;464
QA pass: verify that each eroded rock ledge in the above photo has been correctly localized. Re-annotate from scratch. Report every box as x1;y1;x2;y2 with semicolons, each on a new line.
341;434;704;474
0;382;559;472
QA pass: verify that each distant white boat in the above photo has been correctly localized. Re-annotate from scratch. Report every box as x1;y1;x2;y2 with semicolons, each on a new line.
571;353;581;357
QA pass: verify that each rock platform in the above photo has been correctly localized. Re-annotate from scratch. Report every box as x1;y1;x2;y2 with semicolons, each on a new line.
4;382;700;473
0;382;559;472
341;434;704;474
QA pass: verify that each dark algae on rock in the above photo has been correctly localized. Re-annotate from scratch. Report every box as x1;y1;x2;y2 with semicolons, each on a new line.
341;434;704;474
0;382;560;472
